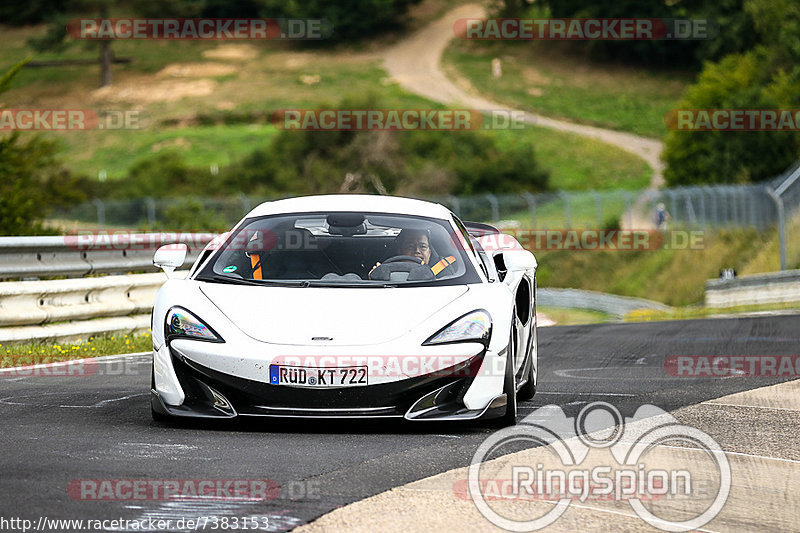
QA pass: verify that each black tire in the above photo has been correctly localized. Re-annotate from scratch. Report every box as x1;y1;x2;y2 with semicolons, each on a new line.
150;366;171;423
494;329;518;427
517;322;537;401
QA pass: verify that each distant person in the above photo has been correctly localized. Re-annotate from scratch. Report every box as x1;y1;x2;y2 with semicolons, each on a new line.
654;203;671;230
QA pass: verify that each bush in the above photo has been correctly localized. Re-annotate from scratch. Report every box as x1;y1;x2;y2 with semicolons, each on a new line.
534;0;755;67
257;0;421;42
663;48;800;186
218;96;550;197
0;133;91;235
160;198;230;231
111;151;211;198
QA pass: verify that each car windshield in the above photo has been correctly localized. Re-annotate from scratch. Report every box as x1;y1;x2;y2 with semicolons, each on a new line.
197;211;480;287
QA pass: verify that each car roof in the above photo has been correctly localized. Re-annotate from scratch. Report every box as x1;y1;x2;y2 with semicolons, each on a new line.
245;194;453;220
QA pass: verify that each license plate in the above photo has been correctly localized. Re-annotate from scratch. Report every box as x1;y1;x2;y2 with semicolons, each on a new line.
269;365;368;387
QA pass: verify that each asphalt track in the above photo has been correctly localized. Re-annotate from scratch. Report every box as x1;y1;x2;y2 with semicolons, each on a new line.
1;315;798;532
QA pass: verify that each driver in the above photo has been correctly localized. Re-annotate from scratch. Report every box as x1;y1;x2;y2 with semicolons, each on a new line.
395;229;431;265
369;228;456;278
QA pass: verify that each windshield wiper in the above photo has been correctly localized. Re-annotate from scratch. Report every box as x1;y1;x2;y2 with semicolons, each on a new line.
197;275;309;287
198;276;399;288
305;281;397;288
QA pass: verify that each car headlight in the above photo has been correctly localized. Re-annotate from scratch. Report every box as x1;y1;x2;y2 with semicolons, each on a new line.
165;307;223;343
424;310;491;346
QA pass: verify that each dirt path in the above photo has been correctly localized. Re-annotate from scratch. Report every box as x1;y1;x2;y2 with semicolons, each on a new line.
383;3;665;190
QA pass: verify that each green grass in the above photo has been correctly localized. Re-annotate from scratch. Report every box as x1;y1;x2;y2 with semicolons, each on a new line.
492;128;651;191
626;302;800;323
539;306;613;325
533;228;775;306
0;332;151;366
443;39;692;138
50;124;280;181
2;23;654;191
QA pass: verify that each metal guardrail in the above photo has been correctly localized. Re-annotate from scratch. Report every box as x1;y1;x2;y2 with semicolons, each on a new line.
0;272;189;343
0;233;214;280
538;288;670;318
705;270;800;308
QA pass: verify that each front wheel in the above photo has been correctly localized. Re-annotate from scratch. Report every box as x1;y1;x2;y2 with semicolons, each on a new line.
150;366;172;423
494;329;518;427
517;321;537;401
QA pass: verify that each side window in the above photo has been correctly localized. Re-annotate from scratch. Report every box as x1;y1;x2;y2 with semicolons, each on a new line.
452;216;477;255
452;215;492;281
471;238;497;282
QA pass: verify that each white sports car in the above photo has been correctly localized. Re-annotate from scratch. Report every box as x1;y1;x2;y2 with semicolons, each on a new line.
150;195;538;426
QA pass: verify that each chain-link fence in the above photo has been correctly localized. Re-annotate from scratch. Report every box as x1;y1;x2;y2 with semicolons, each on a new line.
48;160;800;269
47;185;783;231
653;185;778;231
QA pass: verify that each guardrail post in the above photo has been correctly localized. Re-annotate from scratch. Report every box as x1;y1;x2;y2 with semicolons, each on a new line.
667;190;677;223
92;199;106;228
732;187;741;226
145;197;156;229
592;190;602;227
447;195;460;217
560;192;571;229
698;188;706;230
623;192;632;229
486;193;499;222
766;187;786;271
522;192;536;229
684;190;697;226
238;194;250;216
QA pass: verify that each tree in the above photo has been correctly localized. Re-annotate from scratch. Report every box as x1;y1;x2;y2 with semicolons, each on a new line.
0;60;92;235
663;0;800;185
535;0;756;67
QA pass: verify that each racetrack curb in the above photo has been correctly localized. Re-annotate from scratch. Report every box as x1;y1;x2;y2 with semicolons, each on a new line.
295;380;800;532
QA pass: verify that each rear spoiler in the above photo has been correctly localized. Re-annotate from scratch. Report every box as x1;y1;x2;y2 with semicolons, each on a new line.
463;221;501;238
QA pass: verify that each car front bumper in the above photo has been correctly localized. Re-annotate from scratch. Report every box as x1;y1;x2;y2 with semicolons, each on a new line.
151;342;509;422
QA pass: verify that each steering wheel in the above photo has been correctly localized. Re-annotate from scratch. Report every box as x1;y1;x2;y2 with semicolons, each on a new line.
382;255;422;264
369;255;433;281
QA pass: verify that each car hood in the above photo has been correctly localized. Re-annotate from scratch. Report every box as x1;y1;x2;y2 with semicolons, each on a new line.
198;283;469;346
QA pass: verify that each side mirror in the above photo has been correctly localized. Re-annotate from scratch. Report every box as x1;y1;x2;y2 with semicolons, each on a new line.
502;249;537;272
153;244;187;277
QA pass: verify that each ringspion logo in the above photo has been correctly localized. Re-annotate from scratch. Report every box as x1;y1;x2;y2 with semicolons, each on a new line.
468;402;730;531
